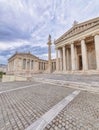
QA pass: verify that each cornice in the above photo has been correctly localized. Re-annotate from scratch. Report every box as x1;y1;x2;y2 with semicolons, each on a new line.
55;26;99;48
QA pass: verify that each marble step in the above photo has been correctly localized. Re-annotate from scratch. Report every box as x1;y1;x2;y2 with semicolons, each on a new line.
32;77;99;93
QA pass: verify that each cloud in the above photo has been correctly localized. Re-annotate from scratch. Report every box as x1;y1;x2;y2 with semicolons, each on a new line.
0;0;99;64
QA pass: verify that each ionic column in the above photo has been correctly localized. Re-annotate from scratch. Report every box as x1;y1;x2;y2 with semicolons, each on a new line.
42;62;43;70
42;62;44;70
13;60;15;71
40;62;42;70
66;48;69;70
41;62;42;70
94;35;99;70
60;48;63;71
54;62;56;70
56;49;59;71
26;59;27;70
62;46;66;71
30;60;31;70
74;46;78;70
71;43;76;71
39;62;41;70
81;39;88;70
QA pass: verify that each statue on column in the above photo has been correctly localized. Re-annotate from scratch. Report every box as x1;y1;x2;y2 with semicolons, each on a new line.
47;34;52;45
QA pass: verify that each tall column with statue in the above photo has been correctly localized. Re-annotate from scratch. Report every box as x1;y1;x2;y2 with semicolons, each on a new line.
47;34;52;73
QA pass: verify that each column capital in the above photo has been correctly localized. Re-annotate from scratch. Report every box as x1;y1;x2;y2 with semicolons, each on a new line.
81;38;86;44
71;41;74;44
62;46;65;50
92;32;99;37
80;37;86;41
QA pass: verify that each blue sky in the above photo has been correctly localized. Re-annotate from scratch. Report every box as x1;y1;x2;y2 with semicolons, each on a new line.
0;0;99;64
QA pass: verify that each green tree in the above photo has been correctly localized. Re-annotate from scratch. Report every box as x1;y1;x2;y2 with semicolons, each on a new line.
0;71;6;78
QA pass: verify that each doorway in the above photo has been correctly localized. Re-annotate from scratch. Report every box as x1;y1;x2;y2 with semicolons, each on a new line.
79;55;82;70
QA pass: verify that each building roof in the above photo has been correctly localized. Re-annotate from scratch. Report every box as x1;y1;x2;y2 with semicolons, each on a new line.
8;52;39;61
55;17;99;44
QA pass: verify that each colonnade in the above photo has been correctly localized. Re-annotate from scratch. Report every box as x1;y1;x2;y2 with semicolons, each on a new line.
39;62;46;70
56;34;99;72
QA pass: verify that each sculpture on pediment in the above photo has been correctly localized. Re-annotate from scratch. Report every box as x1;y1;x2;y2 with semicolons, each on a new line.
73;20;78;26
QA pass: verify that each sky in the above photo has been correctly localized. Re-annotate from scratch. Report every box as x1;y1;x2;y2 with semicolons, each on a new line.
0;0;99;64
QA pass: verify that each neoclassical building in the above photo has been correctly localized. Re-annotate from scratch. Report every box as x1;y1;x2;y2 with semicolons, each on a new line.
7;51;56;76
54;17;99;73
7;52;48;75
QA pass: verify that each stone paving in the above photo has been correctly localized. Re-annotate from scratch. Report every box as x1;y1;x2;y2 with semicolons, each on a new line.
0;81;74;130
44;91;99;130
0;74;99;130
0;81;38;92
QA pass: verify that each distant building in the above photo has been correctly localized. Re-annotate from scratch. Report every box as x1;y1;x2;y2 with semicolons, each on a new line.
7;52;49;76
0;64;7;73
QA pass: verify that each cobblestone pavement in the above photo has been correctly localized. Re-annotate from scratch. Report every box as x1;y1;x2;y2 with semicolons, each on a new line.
45;91;99;130
0;81;38;92
32;74;99;84
0;81;74;130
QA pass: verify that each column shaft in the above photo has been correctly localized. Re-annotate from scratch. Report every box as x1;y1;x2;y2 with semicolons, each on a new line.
94;35;99;70
26;59;27;70
60;49;63;71
63;46;66;71
30;60;31;70
56;49;59;71
71;43;76;70
66;48;69;70
81;39;88;70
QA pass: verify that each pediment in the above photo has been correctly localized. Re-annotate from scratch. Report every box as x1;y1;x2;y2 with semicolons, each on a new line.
8;53;39;61
55;17;99;44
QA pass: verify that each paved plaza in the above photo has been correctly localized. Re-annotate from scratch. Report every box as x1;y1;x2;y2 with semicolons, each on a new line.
45;91;99;130
0;74;99;130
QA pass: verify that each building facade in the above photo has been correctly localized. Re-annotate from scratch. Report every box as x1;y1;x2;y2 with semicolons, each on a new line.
54;17;99;73
7;52;48;76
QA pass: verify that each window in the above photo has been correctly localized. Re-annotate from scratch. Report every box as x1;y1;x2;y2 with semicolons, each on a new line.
23;59;26;69
31;60;33;69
